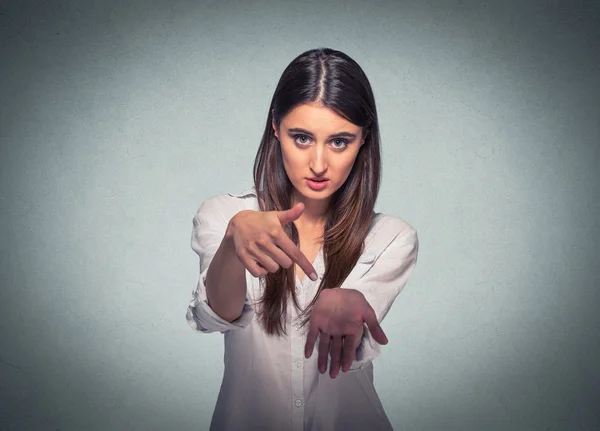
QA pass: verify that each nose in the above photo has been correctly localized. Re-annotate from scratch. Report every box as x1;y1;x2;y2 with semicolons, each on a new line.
309;145;328;176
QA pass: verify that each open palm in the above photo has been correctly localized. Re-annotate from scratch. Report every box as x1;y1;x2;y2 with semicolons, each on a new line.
304;288;388;378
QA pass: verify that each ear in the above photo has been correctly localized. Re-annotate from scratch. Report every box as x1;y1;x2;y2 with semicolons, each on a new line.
272;117;279;139
360;130;368;147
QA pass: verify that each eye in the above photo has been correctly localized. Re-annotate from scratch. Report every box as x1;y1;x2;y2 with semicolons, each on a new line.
293;134;310;146
331;139;348;150
292;134;349;150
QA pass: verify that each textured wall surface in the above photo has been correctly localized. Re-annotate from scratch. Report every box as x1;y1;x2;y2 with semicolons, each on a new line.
1;0;598;429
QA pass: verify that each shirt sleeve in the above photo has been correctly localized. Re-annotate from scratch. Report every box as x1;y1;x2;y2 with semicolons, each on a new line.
344;222;419;372
185;197;255;334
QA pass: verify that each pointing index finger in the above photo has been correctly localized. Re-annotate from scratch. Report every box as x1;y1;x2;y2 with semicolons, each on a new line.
275;233;318;281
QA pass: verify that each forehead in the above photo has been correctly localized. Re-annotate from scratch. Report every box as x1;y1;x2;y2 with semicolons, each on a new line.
281;103;360;132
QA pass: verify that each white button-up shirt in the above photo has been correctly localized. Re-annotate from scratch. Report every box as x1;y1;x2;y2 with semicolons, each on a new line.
186;187;419;431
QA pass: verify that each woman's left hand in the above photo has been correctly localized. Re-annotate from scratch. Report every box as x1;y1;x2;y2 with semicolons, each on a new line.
304;288;388;378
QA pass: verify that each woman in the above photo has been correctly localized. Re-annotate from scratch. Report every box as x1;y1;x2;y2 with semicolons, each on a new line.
186;47;419;431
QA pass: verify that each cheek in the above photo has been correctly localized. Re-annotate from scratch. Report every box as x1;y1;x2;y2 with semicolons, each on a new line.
280;147;303;179
279;145;292;167
281;145;306;167
280;142;295;161
334;155;358;175
331;158;359;186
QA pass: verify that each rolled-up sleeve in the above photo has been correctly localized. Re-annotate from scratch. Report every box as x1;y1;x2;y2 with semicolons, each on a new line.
345;223;419;371
186;197;255;334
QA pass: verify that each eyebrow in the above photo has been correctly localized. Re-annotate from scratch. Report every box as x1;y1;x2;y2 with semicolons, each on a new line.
287;127;357;139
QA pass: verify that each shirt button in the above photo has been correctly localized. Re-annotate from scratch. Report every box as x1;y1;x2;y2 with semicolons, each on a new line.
295;399;303;407
295;361;302;368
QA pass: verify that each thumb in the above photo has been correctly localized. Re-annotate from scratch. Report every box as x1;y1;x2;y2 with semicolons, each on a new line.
363;307;388;345
277;202;304;225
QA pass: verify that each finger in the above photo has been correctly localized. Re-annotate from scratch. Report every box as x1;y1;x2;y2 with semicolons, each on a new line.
258;242;294;269
329;336;343;379
305;321;320;359
249;246;280;274
363;306;388;345
341;334;358;372
318;333;331;374
240;253;269;278
275;234;317;281
276;202;304;225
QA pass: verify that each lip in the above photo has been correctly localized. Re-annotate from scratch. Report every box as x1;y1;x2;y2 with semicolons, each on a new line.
307;177;329;182
306;178;329;190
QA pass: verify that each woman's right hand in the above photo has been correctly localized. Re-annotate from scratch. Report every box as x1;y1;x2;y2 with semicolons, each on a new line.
226;202;318;281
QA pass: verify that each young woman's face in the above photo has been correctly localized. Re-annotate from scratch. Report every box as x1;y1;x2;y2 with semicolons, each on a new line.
273;103;364;204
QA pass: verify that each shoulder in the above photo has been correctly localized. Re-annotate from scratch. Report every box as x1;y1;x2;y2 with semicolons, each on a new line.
365;212;418;254
194;186;258;223
371;212;417;238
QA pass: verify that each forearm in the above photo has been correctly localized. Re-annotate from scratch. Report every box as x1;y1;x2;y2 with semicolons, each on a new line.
205;224;247;322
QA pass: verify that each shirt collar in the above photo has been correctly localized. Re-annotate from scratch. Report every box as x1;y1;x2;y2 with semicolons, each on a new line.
227;186;257;198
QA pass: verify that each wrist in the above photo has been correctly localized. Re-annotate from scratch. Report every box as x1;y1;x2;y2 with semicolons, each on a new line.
225;217;236;242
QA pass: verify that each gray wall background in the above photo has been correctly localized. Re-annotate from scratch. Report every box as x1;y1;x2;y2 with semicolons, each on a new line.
1;0;598;430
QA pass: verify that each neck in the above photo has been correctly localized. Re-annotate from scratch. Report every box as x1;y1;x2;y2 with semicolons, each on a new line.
291;189;330;230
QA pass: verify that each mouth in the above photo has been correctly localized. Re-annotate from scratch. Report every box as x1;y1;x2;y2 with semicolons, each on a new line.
306;178;330;190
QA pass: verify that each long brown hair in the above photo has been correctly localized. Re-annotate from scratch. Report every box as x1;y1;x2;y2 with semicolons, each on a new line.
252;48;382;336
